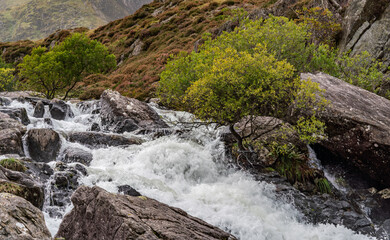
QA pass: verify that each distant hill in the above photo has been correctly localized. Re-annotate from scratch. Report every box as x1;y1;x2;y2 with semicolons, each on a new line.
0;0;152;42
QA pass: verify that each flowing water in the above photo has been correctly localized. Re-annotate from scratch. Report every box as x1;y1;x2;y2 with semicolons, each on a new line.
5;99;377;240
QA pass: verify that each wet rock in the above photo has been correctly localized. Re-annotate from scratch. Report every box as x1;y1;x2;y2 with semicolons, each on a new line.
89;122;100;132
24;161;54;183
0;193;51;240
62;147;93;166
100;90;168;133
49;99;74;120
253;171;375;235
33;100;45;118
0;166;45;209
302;73;390;187
55;186;237;240
0;107;30;125
376;219;390;239
68;131;142;148
118;185;141;197
0;96;11;106
48;162;86;211
0;112;26;156
27;128;61;162
44;117;53;126
76;100;101;114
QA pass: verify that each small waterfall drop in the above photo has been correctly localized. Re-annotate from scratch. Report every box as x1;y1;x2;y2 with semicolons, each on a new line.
5;99;377;240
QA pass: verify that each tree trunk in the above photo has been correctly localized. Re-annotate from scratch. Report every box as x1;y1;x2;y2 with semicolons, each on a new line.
229;124;244;151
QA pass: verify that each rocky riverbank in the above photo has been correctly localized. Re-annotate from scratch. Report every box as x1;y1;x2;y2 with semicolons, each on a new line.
0;87;388;239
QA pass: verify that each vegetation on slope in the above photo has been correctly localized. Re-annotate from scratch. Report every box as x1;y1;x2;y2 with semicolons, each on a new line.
0;0;388;100
0;0;152;42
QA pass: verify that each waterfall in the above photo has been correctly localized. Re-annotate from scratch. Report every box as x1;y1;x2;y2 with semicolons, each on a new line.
7;99;375;240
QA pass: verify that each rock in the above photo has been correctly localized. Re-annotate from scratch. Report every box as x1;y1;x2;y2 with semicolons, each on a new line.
302;72;390;187
44;118;53;126
0;96;11;106
0;107;30;125
0;112;26;156
55;186;237;240
62;147;93;166
100;90;168;133
339;0;390;69
76;100;101;114
0;166;45;209
89;122;100;132
27;129;61;162
33;100;45;118
118;185;141;197
49;99;74;120
254;171;375;235
376;219;390;239
68;131;142;149
45;162;87;219
0;91;40;99
24;161;54;183
0;193;51;240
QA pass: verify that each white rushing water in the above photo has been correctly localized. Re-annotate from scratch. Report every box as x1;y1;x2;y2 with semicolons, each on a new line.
7;99;376;240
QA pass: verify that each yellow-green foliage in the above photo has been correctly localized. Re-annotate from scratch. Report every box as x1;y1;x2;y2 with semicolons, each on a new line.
20;33;116;99
159;16;327;146
0;158;27;172
0;68;16;91
295;7;341;46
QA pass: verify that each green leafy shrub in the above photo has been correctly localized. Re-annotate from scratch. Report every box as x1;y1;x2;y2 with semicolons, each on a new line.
158;16;327;150
20;33;116;99
0;158;27;172
295;7;342;46
0;68;18;91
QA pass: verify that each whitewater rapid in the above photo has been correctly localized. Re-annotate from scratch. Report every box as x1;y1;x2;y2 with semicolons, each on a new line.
8;99;376;240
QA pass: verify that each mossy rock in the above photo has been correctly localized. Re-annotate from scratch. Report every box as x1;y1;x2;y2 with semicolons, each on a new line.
0;158;27;172
0;181;24;196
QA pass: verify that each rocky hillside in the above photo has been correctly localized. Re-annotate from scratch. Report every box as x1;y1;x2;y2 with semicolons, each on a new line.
1;0;388;100
0;0;152;42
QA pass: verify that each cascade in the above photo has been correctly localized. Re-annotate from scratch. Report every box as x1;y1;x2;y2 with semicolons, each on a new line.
2;98;377;240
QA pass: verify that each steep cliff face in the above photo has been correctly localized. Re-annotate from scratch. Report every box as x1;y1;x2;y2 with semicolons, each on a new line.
339;0;390;70
0;0;152;42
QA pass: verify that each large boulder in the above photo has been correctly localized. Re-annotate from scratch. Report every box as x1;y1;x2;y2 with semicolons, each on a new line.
0;166;45;209
68;131;142;148
62;147;93;166
0;193;51;240
339;0;390;69
27;128;61;162
33;100;45;118
49;99;74;120
0;112;26;156
0;107;30;125
302;72;390;186
100;90;168;133
55;186;236;240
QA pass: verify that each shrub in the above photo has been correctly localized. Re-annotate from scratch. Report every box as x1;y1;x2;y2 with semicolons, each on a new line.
0;68;17;91
20;33;116;99
158;16;328;150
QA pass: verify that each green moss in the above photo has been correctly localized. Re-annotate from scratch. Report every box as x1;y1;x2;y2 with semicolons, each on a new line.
0;182;23;195
0;158;27;172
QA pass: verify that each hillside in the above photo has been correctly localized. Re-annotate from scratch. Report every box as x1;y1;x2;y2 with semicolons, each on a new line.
0;0;152;42
2;0;382;101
